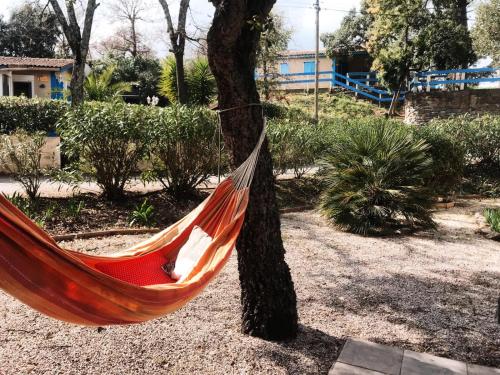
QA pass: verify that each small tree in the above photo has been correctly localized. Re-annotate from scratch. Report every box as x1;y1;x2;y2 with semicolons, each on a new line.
0;131;52;201
255;13;292;100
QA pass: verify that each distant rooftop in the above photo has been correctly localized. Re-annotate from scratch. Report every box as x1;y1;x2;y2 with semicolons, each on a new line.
0;56;73;69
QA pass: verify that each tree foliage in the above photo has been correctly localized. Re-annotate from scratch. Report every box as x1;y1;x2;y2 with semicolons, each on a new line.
321;2;372;57
0;2;60;58
254;13;292;100
328;0;477;90
472;0;500;66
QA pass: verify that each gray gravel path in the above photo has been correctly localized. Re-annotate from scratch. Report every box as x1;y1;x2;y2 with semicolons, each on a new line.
0;199;499;374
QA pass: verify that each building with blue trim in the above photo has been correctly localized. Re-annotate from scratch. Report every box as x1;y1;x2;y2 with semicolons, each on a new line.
0;56;73;99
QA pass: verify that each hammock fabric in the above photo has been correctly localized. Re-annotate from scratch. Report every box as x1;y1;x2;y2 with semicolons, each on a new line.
0;126;266;326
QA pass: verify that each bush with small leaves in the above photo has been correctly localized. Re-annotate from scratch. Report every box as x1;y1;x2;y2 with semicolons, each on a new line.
58;102;152;200
0;96;67;134
148;105;219;196
0;130;53;200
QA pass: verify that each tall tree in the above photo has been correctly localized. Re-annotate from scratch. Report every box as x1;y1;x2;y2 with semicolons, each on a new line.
48;0;99;106
0;2;60;58
472;0;500;66
321;1;373;58
207;0;298;340
255;13;292;100
108;0;151;57
365;0;476;113
157;0;189;104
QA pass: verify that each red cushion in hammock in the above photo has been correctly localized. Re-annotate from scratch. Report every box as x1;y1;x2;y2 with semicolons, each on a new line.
95;251;175;286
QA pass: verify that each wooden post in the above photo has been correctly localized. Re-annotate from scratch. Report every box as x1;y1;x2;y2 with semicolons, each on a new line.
331;58;336;89
426;75;431;92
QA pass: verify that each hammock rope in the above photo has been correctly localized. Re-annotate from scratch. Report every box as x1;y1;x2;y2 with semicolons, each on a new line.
0;115;267;326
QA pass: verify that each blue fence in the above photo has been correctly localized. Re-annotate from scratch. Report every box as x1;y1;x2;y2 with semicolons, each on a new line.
271;70;404;104
258;66;500;105
411;67;500;90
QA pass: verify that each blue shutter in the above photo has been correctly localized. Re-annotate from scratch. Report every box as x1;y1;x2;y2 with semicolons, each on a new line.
304;61;315;74
280;63;289;74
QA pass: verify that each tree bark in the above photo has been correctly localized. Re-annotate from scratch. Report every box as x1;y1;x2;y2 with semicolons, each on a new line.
207;0;298;341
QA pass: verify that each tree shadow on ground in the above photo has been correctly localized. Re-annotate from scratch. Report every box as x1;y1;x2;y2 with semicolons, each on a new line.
317;271;500;367
256;324;344;375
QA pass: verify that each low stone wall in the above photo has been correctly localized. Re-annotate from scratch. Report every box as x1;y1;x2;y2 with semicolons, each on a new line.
0;136;61;174
404;89;500;125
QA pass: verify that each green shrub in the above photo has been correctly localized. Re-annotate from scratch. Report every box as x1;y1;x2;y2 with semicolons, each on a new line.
484;208;500;233
413;123;465;197
58;102;152;200
267;118;323;178
0;130;53;200
431;114;500;176
0;97;67;134
319;120;435;235
148;105;219;196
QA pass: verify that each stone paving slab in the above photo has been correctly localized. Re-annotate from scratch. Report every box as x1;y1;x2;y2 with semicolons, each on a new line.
467;364;500;375
401;349;467;375
330;362;385;375
337;339;403;375
331;339;499;375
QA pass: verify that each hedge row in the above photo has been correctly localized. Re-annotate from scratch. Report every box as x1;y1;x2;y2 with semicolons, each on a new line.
0;97;68;134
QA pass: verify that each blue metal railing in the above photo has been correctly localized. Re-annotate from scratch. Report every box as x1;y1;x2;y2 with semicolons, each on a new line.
257;67;499;104
412;67;500;89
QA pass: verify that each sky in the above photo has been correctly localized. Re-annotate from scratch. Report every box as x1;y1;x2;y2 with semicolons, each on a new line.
0;0;363;57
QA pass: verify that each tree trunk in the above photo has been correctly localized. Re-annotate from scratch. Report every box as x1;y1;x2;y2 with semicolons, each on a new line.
174;51;188;104
207;0;298;341
70;55;86;107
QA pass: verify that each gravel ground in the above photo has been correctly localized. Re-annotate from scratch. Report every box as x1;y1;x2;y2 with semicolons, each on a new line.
0;199;499;374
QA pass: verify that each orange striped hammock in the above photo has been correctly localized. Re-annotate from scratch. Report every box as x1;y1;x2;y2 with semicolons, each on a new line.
0;128;266;326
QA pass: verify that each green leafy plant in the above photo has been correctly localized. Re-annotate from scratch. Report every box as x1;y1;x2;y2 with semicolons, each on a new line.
484;208;500;233
0;130;53;201
3;192;35;217
129;198;155;227
84;65;132;102
319;120;435;235
64;199;85;218
58;102;152;200
159;57;216;105
413;123;465;197
149;105;219;196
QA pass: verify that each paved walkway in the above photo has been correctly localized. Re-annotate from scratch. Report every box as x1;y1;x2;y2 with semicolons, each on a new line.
330;339;500;375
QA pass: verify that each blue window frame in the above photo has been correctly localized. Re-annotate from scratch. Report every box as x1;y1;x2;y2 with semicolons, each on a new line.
304;61;315;74
280;63;289;74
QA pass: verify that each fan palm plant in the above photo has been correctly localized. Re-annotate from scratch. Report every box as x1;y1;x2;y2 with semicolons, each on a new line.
186;57;216;106
84;65;132;102
319;121;435;235
158;57;216;105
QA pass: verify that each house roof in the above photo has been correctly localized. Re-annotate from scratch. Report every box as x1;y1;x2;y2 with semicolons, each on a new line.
279;50;328;59
0;56;73;69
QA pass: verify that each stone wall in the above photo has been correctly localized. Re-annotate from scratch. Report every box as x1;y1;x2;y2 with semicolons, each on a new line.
404;89;500;125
